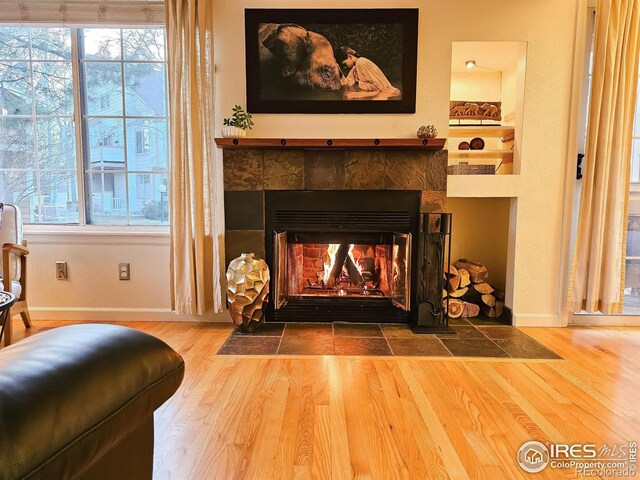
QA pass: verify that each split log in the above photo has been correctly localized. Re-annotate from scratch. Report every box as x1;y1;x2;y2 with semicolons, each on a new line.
462;288;496;308
446;299;464;319
448;274;461;292
444;264;458;276
449;287;468;298
454;259;489;284
462;302;480;318
482;294;496;307
442;289;448;298
458;269;471;288
473;282;494;295
495;300;504;318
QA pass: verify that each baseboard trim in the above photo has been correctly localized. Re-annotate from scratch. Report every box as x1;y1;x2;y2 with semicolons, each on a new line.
29;307;232;323
512;313;562;327
570;315;640;326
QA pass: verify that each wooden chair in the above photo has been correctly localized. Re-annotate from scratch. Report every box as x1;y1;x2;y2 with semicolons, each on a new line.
0;204;31;347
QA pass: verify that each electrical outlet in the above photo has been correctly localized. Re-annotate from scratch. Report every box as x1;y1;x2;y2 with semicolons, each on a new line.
56;261;68;280
119;263;130;280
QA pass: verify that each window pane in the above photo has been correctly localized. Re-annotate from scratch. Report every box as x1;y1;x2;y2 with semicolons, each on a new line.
126;119;167;171
124;63;166;116
33;61;73;115
0;61;33;115
37;171;79;223
0;27;29;60
81;29;121;60
128;173;168;225
31;28;71;61
0;170;38;222
83;62;123;115
37;118;76;169
0;118;35;169
89;171;127;224
86;118;125;170
123;28;165;61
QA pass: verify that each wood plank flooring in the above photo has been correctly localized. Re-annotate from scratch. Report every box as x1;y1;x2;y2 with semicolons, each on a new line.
8;321;640;479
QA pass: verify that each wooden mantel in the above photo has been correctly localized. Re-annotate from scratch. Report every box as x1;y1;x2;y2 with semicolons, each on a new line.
214;137;446;150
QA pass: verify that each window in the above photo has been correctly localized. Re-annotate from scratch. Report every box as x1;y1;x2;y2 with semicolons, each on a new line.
0;26;169;225
136;128;150;155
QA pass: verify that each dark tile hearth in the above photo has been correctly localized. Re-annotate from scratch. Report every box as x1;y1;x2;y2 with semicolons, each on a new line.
439;338;510;358
217;321;563;359
334;337;391;355
333;322;383;337
217;336;280;355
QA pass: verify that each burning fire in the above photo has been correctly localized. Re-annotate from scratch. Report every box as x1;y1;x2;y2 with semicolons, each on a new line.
323;243;364;287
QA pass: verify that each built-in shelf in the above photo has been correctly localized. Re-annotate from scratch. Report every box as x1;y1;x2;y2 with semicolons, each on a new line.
214;137;447;150
448;126;515;138
449;150;514;162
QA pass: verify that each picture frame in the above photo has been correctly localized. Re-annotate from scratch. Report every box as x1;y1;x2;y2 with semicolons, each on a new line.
245;8;419;114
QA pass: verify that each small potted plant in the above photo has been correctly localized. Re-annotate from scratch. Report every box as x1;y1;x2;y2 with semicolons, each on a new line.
222;105;254;139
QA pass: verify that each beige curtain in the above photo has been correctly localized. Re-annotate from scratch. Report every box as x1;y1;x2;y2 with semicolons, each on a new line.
571;0;640;314
165;0;222;315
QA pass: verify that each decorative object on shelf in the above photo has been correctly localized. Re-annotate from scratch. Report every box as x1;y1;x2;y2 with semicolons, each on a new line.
458;141;470;150
222;105;254;139
447;164;495;175
245;8;418;114
226;252;270;333
449;101;502;121
469;137;485;150
417;125;438;138
414;212;453;333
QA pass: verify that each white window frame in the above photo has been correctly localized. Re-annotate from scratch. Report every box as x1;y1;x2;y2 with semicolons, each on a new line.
0;23;170;231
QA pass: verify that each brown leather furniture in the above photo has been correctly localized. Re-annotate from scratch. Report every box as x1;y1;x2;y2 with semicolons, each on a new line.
0;324;184;480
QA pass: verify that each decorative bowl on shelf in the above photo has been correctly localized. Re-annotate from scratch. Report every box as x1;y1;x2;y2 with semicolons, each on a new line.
469;137;485;150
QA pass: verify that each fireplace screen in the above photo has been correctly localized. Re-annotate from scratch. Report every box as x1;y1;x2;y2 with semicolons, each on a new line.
273;232;411;310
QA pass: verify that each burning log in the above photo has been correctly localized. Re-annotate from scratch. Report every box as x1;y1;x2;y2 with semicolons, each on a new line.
326;243;364;288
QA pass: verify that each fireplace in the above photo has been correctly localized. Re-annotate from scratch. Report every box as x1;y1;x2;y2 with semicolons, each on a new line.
265;190;420;323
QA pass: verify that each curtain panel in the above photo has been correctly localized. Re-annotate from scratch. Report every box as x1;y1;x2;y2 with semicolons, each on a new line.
0;1;165;24
571;0;640;314
165;0;222;315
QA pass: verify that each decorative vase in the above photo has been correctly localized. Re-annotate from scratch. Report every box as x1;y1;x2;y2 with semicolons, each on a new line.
222;126;247;139
417;125;438;139
226;252;270;333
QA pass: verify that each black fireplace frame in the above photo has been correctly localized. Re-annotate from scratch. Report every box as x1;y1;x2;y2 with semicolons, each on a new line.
264;190;421;323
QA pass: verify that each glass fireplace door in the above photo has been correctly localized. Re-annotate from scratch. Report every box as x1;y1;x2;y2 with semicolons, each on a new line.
391;233;412;311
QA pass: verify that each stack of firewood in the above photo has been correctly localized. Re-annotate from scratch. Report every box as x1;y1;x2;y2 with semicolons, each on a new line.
443;259;505;319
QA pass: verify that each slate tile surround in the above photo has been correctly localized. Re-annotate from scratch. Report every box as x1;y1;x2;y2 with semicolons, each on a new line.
223;148;448;267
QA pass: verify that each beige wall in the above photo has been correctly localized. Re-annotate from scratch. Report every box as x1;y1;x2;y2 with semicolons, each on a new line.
24;0;582;326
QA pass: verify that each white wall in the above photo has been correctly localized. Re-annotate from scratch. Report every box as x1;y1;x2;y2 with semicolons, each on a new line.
450;71;502;103
24;0;583;326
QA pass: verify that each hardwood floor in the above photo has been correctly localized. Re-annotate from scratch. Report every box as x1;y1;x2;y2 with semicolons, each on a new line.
8;321;640;479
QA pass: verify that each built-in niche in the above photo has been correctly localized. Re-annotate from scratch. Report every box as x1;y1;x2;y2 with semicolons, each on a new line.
447;197;513;321
448;41;527;175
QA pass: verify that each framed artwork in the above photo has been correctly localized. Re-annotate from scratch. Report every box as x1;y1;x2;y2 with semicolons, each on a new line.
245;8;419;114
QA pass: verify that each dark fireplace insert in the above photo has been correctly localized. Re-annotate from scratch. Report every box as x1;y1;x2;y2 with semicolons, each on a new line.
265;190;420;323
